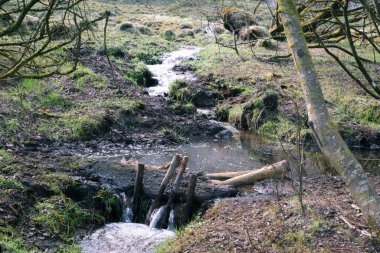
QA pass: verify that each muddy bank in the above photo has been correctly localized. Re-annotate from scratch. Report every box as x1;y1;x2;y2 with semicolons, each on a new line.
164;176;380;253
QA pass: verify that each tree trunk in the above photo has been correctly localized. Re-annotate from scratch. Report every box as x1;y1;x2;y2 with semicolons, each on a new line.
206;160;289;180
278;0;380;236
212;160;289;187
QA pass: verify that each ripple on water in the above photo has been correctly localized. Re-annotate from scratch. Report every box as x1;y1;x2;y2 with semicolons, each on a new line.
81;223;175;253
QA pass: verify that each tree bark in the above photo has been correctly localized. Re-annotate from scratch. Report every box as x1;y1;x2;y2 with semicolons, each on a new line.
278;0;380;236
212;160;289;187
132;163;144;222
206;160;289;180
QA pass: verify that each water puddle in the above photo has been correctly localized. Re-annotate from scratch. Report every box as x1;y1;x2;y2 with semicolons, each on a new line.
146;46;200;96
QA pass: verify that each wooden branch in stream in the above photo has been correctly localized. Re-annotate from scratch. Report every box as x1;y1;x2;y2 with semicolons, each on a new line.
145;154;182;224
211;160;289;187
132;163;144;222
158;156;189;229
120;158;171;171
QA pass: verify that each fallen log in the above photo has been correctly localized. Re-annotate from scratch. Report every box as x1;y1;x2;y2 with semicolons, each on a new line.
120;157;170;171
206;170;256;180
212;160;289;187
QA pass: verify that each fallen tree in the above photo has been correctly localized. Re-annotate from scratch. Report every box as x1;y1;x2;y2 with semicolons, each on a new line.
211;160;289;187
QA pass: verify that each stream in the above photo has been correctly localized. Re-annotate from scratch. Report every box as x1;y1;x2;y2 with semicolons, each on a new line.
81;47;380;253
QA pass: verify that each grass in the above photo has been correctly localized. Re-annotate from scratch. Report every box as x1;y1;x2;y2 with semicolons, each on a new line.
0;149;14;165
33;195;104;242
0;175;24;191
38;173;76;194
168;79;191;102
0;221;30;253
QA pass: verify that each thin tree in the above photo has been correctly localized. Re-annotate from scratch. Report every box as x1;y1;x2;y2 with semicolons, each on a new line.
278;0;380;236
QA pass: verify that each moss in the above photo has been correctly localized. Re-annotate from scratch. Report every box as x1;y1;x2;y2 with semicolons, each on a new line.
0;164;23;173
33;195;104;242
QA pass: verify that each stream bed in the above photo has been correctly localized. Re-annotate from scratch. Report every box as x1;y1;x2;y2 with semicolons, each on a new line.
80;46;380;253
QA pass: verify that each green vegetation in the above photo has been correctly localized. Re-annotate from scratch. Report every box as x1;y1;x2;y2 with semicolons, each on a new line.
162;30;176;41
124;60;155;87
0;149;14;165
33;195;104;242
38;173;76;194
71;113;112;139
0;175;24;195
0;221;30;253
168;79;191;102
94;189;123;220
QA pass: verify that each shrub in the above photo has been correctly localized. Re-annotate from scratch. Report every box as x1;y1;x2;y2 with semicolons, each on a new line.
263;89;280;111
178;29;194;38
137;26;151;35
179;23;193;29
162;30;176;41
119;22;133;31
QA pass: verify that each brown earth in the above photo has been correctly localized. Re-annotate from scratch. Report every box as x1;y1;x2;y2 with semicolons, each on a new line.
165;176;380;253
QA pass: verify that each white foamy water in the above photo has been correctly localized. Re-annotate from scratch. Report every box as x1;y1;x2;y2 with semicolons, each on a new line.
80;223;175;253
146;47;200;96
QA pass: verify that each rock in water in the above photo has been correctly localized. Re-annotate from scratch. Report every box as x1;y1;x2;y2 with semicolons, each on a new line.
81;223;175;253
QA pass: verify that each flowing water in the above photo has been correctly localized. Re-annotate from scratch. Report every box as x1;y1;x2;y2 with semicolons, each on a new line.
80;223;175;253
146;46;200;96
81;46;379;253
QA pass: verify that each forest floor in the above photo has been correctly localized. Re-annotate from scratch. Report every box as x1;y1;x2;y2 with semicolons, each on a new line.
160;176;380;253
0;1;379;252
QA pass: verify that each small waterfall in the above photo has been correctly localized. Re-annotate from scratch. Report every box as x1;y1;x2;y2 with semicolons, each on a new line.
123;207;133;223
167;209;175;231
120;192;133;223
149;206;166;229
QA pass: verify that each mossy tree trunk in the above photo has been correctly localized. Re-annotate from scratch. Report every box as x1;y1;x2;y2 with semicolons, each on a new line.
278;0;380;236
